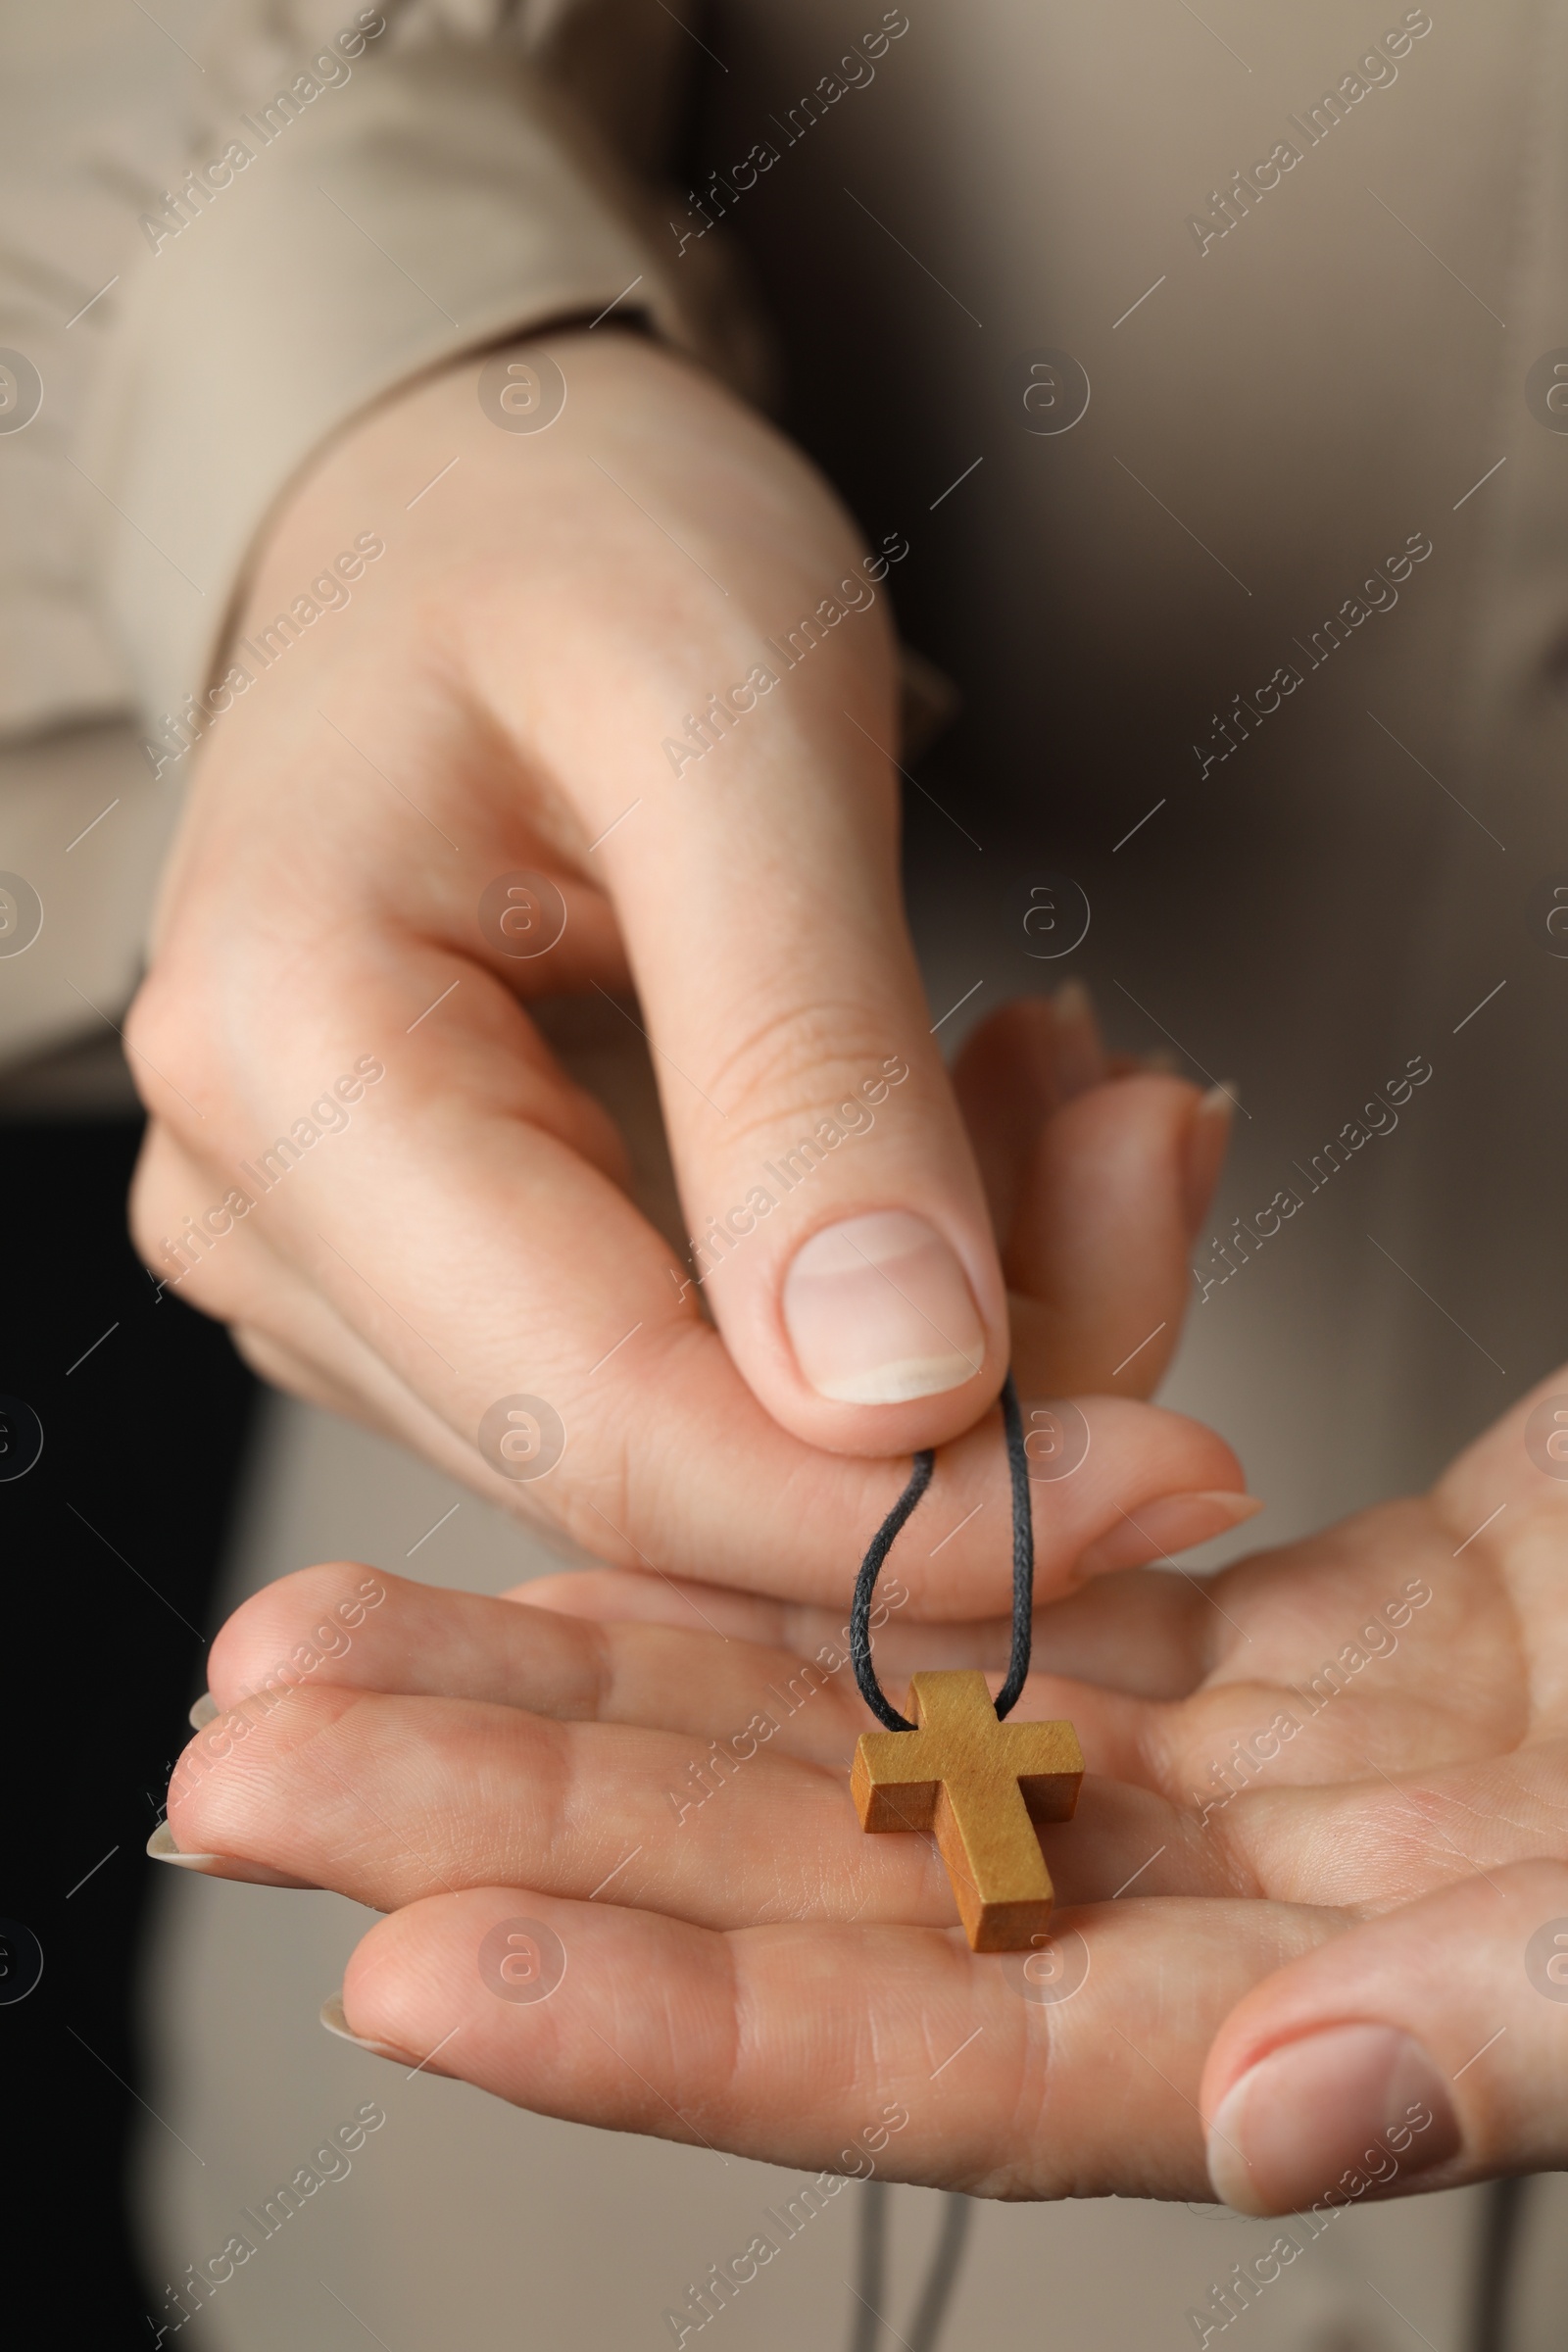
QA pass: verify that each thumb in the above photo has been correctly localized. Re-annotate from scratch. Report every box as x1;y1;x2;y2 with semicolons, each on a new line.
561;539;1005;1454
1199;1861;1568;2216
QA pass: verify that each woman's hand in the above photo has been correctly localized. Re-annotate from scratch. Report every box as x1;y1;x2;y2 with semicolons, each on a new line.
158;1368;1568;2208
126;326;1243;1614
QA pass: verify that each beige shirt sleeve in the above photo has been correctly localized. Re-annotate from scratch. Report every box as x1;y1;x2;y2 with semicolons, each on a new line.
0;0;759;1080
80;1;757;732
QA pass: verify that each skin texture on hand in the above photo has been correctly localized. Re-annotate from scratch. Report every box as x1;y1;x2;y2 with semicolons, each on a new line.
125;326;1245;1610
160;1368;1568;2207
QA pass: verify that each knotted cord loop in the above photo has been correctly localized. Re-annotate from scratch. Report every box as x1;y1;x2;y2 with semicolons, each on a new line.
849;1371;1034;1732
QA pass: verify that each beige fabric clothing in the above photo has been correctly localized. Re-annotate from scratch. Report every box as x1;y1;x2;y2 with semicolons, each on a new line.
0;0;735;1076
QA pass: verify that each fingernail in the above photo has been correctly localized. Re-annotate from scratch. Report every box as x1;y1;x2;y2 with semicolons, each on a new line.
319;1991;417;2064
1182;1086;1236;1239
1052;978;1104;1102
146;1819;318;1888
1207;2025;1459;2215
783;1209;986;1404
189;1691;219;1730
1076;1489;1264;1578
147;1820;220;1870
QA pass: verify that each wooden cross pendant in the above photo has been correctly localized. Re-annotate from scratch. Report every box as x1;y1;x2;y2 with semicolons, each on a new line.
851;1669;1084;1952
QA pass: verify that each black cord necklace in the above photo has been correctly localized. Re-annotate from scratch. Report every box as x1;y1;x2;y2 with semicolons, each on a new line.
846;1369;1081;1950
842;1379;1033;2352
849;1369;1035;1730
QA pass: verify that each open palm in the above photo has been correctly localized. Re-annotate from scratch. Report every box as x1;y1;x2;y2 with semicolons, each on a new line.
162;1368;1568;2216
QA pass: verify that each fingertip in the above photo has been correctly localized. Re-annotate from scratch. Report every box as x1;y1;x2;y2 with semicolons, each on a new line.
320;1988;416;2064
206;1558;393;1708
1075;1489;1263;1579
1204;2027;1460;2217
147;1817;318;1888
1006;1073;1214;1394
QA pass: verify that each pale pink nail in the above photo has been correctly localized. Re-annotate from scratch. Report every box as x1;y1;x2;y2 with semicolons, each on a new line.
1052;979;1105;1102
1076;1489;1264;1577
782;1209;986;1404
319;1991;417;2063
146;1820;318;1888
1182;1086;1236;1239
1206;2026;1458;2215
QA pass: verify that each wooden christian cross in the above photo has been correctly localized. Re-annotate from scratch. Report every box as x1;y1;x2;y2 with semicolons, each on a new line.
852;1668;1084;1952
